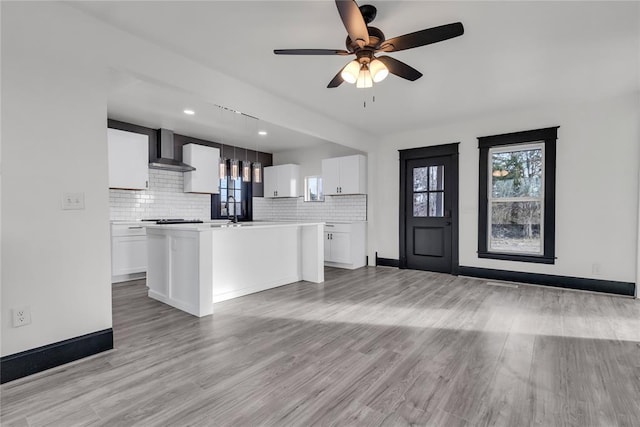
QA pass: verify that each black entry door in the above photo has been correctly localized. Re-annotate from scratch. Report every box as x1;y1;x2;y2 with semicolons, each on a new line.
400;144;459;273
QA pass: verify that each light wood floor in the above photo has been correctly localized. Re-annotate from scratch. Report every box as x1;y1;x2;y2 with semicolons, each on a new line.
2;267;640;426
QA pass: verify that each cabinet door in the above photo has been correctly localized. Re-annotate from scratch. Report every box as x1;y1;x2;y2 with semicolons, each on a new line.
183;144;220;194
112;235;147;275
322;158;341;195
277;164;300;197
108;128;149;190
329;232;351;264
338;156;361;194
324;232;333;262
263;166;278;198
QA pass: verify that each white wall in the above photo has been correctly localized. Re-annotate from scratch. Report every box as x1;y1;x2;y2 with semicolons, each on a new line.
371;93;640;283
2;3;112;355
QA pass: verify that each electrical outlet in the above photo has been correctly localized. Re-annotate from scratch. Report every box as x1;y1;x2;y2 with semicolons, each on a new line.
592;263;601;275
13;307;31;327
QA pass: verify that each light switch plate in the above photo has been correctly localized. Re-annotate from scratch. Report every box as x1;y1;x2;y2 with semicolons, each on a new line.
62;192;85;210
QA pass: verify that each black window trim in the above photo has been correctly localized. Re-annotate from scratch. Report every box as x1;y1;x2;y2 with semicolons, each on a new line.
478;126;558;264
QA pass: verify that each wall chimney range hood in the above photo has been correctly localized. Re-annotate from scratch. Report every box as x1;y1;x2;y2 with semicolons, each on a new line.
149;129;196;172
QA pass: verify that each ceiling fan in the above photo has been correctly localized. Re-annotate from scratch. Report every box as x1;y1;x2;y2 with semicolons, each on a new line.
274;0;464;88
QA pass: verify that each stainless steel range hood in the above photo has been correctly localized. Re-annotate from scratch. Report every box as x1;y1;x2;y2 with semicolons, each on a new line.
148;129;196;172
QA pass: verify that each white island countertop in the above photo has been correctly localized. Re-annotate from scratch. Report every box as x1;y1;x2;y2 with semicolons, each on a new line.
145;221;325;317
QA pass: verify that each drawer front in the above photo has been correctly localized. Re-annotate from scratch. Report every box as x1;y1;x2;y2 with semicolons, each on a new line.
324;223;351;233
112;224;147;237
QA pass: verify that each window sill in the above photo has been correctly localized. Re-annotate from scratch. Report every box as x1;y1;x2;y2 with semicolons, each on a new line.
478;252;555;264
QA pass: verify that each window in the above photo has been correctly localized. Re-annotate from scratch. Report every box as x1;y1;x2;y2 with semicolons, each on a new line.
478;127;557;264
304;176;324;202
219;176;245;219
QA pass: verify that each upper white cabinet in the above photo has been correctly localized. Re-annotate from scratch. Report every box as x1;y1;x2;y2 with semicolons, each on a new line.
183;143;220;194
264;164;300;198
107;128;149;190
322;154;367;195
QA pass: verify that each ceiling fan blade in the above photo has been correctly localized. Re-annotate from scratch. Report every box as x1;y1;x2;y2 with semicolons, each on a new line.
327;68;345;88
376;56;423;81
335;0;369;48
379;22;464;53
274;49;351;56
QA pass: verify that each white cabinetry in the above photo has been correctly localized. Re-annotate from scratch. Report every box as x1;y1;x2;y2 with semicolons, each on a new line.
111;223;147;283
322;154;366;195
324;222;366;269
264;164;300;198
183;143;220;194
107;128;149;190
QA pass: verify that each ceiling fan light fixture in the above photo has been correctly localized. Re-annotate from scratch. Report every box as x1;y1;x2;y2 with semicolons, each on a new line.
356;66;373;88
341;60;360;84
369;58;389;82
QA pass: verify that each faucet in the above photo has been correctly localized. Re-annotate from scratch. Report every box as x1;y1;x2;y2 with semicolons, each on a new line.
226;195;238;223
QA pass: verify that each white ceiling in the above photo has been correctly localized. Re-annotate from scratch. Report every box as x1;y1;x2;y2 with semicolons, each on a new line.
74;1;639;153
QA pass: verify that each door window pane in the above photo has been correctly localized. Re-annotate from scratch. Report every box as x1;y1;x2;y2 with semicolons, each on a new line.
429;165;444;191
413;193;428;217
413;167;429;192
490;201;542;254
429;192;444;217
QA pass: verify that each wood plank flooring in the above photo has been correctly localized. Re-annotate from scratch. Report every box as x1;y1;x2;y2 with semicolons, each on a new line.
2;267;640;426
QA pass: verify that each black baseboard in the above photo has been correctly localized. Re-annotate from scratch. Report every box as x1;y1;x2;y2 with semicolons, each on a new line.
376;254;400;268
1;328;113;384
458;266;635;297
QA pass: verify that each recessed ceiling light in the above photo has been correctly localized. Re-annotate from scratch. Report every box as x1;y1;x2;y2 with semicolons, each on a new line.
258;130;267;136
183;109;195;115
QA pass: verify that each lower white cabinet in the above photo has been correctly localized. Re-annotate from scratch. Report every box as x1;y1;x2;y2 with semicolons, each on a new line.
324;222;366;269
111;223;147;283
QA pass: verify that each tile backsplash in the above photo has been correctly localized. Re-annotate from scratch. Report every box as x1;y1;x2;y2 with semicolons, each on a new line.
109;169;210;220
110;169;366;222
253;195;367;222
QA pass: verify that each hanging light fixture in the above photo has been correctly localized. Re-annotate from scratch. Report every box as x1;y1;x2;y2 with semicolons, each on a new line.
230;145;239;180
369;58;389;83
219;140;227;179
253;160;262;183
340;60;360;84
242;148;251;182
356;65;373;88
253;129;262;184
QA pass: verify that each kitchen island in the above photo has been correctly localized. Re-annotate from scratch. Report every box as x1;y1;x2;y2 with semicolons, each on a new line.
144;221;325;317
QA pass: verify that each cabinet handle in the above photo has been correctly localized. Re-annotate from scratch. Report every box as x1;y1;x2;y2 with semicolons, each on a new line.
128;226;143;229
146;180;149;188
